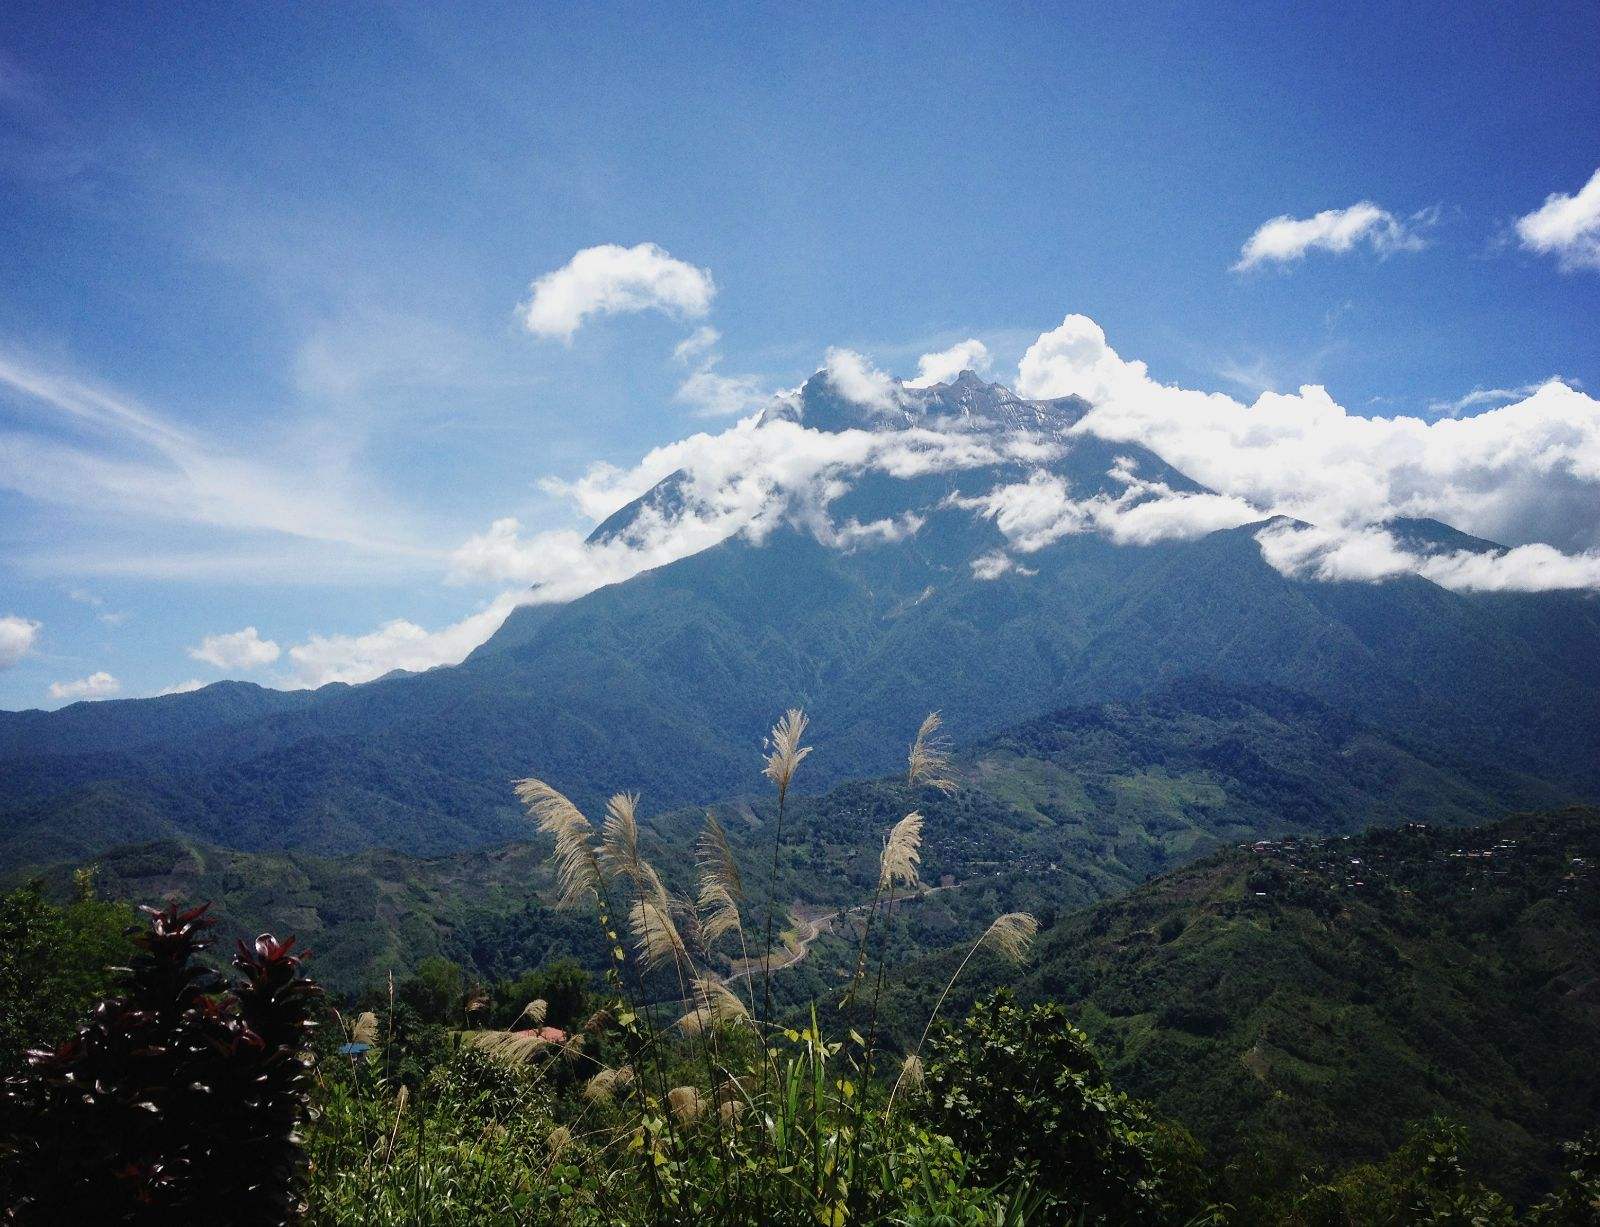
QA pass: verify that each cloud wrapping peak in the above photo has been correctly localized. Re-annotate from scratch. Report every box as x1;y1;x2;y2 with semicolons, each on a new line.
188;626;281;671
1515;166;1600;272
1016;314;1600;555
947;461;1259;553
904;339;992;389
823;348;902;411
1233;201;1430;270
49;671;119;701
1256;521;1600;593
0;615;39;669
520;243;716;341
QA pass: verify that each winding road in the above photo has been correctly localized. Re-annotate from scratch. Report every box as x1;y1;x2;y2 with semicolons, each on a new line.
726;884;957;982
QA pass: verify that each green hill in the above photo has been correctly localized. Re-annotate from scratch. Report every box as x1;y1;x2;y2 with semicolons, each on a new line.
19;681;1557;996
885;806;1599;1201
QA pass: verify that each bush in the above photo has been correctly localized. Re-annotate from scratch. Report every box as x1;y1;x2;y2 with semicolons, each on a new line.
0;900;320;1224
920;990;1215;1225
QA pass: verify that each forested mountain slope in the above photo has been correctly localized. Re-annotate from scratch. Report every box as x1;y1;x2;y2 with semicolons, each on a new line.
4;374;1599;869
885;807;1600;1201
18;682;1557;994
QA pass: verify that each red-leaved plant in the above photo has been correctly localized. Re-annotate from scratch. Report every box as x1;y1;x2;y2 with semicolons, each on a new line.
0;901;319;1225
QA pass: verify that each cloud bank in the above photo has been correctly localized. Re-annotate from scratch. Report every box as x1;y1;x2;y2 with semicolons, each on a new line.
1016;315;1600;560
285;591;525;687
520;243;716;341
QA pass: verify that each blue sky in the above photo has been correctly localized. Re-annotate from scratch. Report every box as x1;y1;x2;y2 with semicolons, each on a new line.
2;1;1598;707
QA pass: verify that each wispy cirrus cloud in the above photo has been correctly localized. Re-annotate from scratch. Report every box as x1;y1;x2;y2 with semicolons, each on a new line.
0;352;428;562
1233;201;1434;271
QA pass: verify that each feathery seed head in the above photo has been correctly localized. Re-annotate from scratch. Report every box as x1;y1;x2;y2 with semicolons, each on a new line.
980;912;1039;964
599;792;642;881
696;813;743;899
547;1125;572;1157
899;1053;925;1093
515;776;603;910
678;976;749;1035
350;1010;379;1047
628;897;687;971
583;1064;634;1103
519;998;548;1028
762;708;812;793
908;711;958;793
879;811;924;890
667;1086;705;1123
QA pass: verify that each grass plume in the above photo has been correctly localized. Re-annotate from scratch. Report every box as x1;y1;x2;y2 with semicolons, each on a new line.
907;711;957;794
514;777;603;911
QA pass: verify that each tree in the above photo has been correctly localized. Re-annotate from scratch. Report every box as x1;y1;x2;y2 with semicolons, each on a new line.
920;990;1213;1224
0;879;133;1074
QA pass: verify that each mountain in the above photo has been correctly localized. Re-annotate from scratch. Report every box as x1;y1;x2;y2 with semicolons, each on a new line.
883;806;1600;1200
16;681;1558;993
3;372;1600;868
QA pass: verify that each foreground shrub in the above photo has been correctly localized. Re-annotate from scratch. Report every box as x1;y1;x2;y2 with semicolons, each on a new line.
921;989;1214;1225
0;901;319;1224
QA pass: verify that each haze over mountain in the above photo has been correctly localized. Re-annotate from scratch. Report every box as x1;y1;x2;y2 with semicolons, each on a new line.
2;371;1598;870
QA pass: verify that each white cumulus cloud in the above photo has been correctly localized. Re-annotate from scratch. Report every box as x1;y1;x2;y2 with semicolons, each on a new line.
1233;202;1430;271
48;671;119;701
904;339;992;388
285;591;525;687
823;348;902;411
1515;166;1600;272
0;615;40;668
1015;314;1600;559
519;243;716;341
188;626;282;671
948;460;1260;554
1256;521;1600;593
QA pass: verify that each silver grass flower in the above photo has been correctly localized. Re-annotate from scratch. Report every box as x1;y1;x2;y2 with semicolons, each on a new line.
515;776;603;911
350;1010;379;1046
677;976;749;1035
629;897;687;971
518;998;548;1028
899;1053;925;1092
762;709;812;793
696;812;743;899
979;911;1039;964
667;1085;705;1123
878;811;924;890
907;711;958;793
599;792;646;884
583;1064;634;1103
